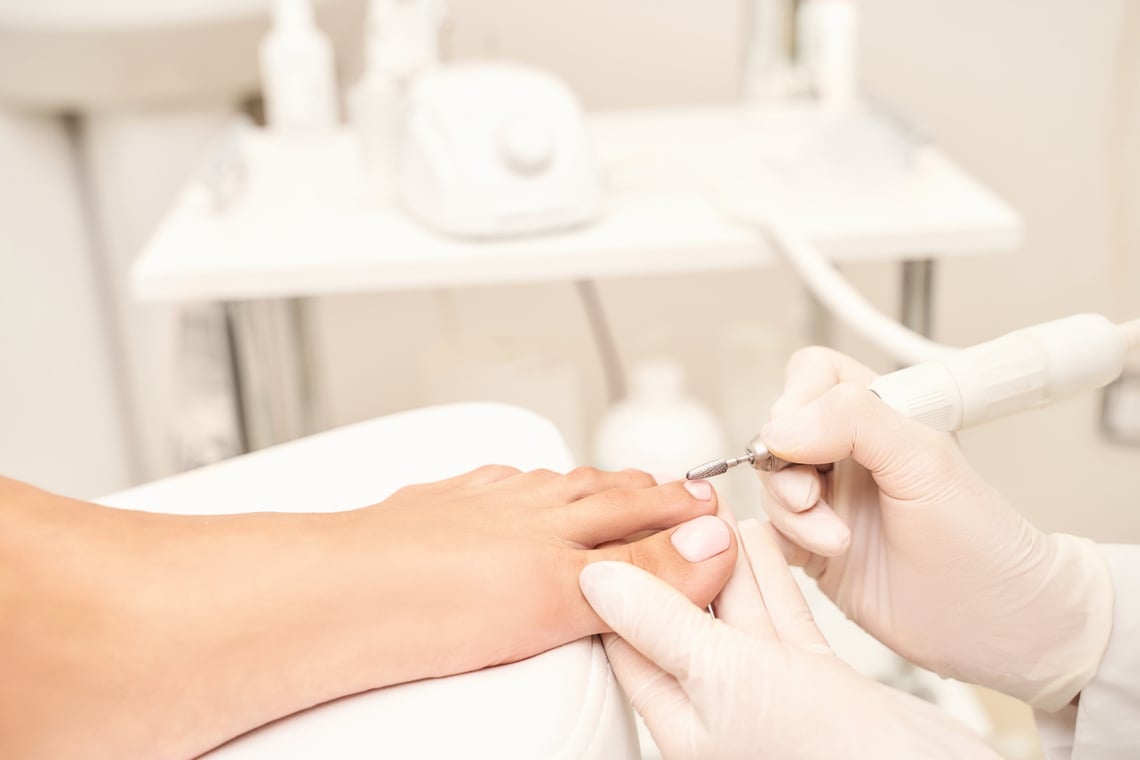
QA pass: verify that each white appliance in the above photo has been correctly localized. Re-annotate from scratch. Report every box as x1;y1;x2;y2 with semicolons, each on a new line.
397;61;599;239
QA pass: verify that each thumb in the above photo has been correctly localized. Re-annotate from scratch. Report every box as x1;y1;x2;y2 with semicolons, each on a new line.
579;561;716;683
760;381;962;500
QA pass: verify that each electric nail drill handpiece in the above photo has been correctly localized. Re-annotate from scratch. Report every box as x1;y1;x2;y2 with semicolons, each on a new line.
686;314;1137;480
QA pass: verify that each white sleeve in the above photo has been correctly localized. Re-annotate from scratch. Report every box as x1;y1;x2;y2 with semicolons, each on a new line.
1036;544;1140;759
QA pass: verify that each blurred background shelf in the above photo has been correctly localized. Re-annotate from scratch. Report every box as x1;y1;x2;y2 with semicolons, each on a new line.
127;101;1021;472
133;103;1021;301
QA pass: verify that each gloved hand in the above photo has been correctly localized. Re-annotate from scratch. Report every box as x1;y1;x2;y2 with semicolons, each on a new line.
756;346;1114;710
580;518;997;760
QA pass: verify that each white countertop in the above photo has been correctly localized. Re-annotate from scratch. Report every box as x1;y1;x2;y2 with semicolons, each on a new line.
132;102;1022;303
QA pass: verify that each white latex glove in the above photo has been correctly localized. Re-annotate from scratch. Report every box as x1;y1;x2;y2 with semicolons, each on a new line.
579;518;999;760
756;346;1114;710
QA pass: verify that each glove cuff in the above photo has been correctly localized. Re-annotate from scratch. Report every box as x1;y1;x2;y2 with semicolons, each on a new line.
1019;533;1114;712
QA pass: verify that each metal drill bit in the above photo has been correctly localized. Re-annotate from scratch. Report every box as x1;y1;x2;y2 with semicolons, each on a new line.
685;453;754;480
686;437;800;480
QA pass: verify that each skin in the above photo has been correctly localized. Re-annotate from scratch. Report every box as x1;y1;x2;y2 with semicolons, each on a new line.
0;466;737;760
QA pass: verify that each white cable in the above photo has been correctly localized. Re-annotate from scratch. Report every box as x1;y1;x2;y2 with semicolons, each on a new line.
1119;318;1140;351
730;212;1140;366
745;216;955;364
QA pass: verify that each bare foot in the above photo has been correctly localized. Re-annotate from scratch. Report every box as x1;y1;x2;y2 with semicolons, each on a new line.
0;469;736;759
341;465;738;683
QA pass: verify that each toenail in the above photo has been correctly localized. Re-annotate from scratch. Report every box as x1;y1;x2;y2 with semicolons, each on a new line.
683;479;713;501
670;515;731;562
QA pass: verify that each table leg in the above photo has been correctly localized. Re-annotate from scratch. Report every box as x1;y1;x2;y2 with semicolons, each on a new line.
575;279;627;403
224;298;322;452
900;259;936;337
223;303;252;454
293;298;329;436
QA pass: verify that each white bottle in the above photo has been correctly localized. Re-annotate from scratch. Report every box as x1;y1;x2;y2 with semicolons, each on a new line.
349;0;443;203
797;0;859;109
744;0;795;100
259;0;339;136
349;69;403;203
592;358;727;479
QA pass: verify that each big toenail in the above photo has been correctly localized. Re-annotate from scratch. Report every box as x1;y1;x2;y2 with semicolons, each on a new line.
683;479;713;500
670;515;731;562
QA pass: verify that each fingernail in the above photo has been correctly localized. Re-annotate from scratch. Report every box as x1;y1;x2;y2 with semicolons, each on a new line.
683;479;713;501
670;515;731;562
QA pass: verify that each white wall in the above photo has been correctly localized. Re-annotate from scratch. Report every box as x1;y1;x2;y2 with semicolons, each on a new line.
444;0;747;108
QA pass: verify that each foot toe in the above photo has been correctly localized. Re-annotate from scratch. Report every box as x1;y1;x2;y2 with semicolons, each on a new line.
557;480;719;547
580;515;737;632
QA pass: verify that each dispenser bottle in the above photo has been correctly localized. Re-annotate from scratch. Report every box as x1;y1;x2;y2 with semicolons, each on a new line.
259;0;339;136
349;0;443;202
592;358;727;478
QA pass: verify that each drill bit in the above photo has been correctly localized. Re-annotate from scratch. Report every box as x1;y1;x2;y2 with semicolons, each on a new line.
686;439;798;480
685;453;754;480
